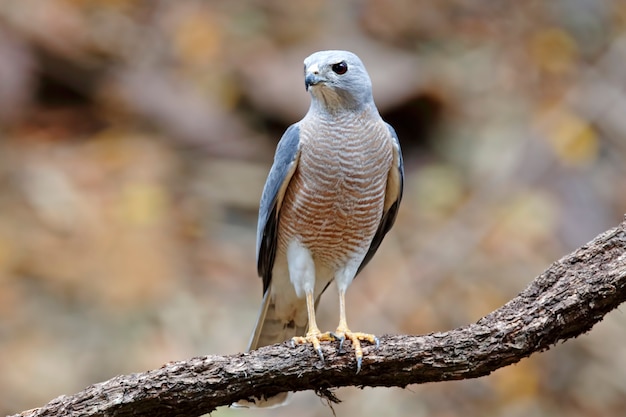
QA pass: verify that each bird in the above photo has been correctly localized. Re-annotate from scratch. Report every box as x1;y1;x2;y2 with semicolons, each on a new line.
242;50;403;407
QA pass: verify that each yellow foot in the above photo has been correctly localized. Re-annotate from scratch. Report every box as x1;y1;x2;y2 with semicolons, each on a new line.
331;329;380;373
291;331;335;362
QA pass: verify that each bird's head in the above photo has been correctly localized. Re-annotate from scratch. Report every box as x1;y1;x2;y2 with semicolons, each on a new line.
303;50;374;112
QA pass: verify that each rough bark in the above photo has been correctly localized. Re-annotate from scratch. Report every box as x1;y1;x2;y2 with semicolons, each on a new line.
11;220;626;417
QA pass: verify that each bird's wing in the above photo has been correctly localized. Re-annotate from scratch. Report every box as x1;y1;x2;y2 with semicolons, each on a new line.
257;123;301;293
356;123;404;274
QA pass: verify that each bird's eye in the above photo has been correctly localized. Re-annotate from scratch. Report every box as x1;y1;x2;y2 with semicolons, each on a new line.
331;61;348;75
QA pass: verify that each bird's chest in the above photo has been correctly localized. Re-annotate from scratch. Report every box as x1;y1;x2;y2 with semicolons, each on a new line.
296;145;383;212
277;122;392;265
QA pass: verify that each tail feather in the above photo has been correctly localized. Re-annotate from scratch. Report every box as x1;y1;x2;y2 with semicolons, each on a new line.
234;282;331;408
233;288;307;409
248;289;307;351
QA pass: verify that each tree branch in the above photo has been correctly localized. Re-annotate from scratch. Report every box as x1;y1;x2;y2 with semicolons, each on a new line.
11;220;626;417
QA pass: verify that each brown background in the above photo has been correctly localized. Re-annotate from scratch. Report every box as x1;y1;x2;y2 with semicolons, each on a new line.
1;1;626;416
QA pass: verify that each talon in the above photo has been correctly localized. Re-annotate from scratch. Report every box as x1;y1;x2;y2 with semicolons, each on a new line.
334;329;378;372
316;346;324;361
330;332;346;352
291;331;334;363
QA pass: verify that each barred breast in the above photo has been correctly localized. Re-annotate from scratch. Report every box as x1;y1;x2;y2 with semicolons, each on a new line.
277;112;393;271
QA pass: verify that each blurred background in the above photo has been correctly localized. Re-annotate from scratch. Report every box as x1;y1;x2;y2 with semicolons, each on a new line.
1;1;626;416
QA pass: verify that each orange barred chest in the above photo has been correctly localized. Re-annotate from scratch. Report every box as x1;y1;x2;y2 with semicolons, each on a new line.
277;123;393;269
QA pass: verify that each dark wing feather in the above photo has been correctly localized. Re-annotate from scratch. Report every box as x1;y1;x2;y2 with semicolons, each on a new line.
256;124;301;293
356;123;404;275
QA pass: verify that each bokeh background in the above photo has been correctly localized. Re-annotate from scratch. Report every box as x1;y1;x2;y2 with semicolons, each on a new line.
2;1;626;416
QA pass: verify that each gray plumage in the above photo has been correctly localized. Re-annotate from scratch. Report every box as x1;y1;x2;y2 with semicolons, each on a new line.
238;50;403;408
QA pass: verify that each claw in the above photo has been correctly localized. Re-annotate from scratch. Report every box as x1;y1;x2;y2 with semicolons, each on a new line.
333;329;378;373
330;332;346;352
292;331;334;363
338;336;345;353
315;345;324;361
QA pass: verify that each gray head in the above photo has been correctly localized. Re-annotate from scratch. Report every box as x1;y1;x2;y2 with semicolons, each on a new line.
303;50;374;112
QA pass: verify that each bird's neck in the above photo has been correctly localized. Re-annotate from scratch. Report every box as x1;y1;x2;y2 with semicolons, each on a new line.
308;97;377;120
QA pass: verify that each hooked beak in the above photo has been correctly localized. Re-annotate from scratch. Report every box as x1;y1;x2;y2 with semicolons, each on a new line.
305;73;323;91
304;62;323;91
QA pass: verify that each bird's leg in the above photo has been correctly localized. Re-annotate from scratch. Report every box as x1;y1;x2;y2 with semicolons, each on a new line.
291;290;334;361
332;289;379;373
